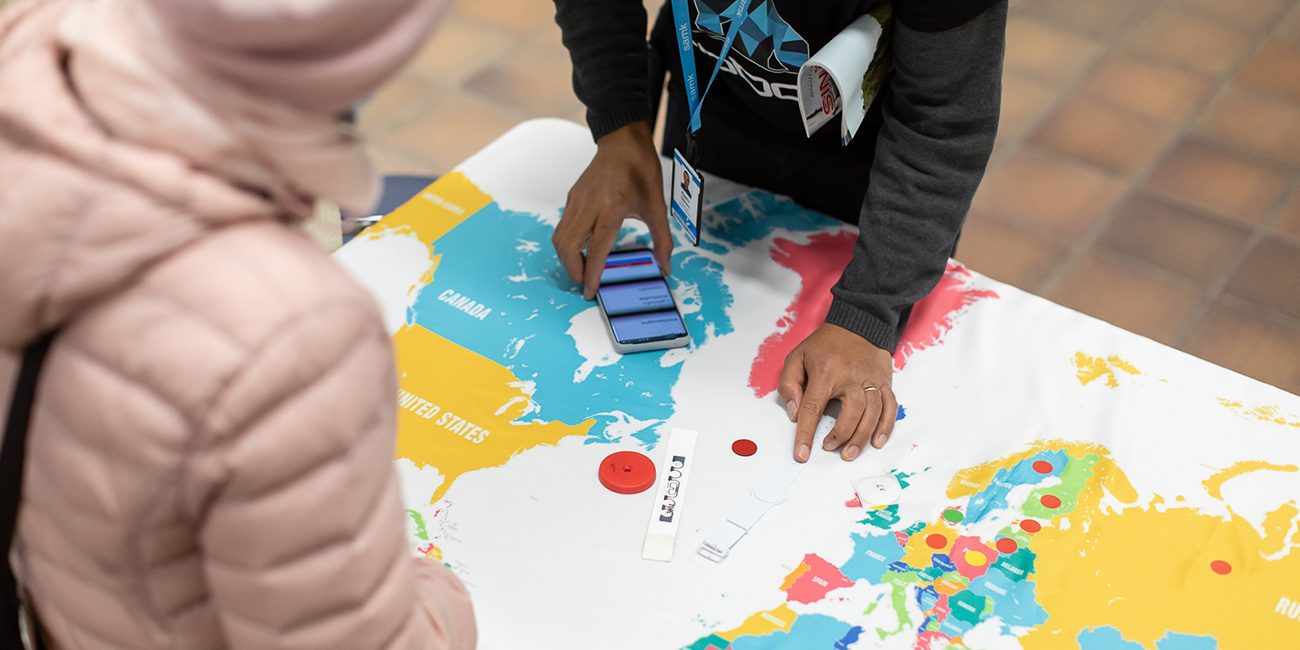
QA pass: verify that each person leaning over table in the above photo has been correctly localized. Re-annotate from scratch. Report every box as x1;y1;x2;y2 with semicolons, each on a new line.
551;0;1006;463
0;0;475;647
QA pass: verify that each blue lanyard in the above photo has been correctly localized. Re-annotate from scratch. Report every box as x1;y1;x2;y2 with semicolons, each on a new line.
669;0;752;136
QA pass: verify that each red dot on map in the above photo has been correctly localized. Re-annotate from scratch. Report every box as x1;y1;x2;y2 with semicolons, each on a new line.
925;534;948;549
1020;519;1042;533
1211;560;1232;575
731;439;758;457
1032;460;1053;474
996;538;1019;554
1040;494;1062;509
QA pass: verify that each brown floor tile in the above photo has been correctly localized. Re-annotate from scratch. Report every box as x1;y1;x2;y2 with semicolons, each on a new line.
1197;85;1300;167
1226;236;1300;319
997;72;1059;147
972;147;1128;237
405;15;516;85
464;41;582;117
1098;193;1253;283
368;145;437;177
1174;0;1293;32
358;74;439;136
1146;139;1293;225
377;90;521;173
1045;248;1204;345
956;211;1070;290
451;0;558;35
1022;0;1154;40
530;9;565;45
1236;39;1300;103
1004;17;1106;86
1122;6;1257;76
1273;188;1300;242
1030;96;1178;174
1182;295;1300;394
1279;5;1300;41
1082;55;1215;123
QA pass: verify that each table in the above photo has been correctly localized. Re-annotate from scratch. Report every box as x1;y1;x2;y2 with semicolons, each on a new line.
335;119;1300;650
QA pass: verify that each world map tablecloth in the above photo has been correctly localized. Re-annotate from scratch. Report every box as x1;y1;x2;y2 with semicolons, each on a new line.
335;120;1300;650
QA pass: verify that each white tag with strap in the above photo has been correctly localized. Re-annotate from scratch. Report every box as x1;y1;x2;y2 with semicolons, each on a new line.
698;416;836;563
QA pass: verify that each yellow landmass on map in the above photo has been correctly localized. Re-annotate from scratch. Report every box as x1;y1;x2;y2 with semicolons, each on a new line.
778;562;811;592
1022;452;1300;649
1217;398;1300;427
901;521;958;567
359;171;490;245
1203;461;1299;500
393;324;592;503
715;604;797;641
1073;352;1142;388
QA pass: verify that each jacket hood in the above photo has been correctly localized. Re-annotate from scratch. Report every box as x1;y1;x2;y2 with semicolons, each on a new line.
0;0;445;350
0;2;277;350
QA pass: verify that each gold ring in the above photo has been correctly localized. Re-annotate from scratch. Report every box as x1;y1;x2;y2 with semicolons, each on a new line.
863;385;880;394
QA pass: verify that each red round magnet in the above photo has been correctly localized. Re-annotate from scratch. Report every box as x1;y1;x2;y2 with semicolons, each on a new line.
598;451;656;494
731;439;758;457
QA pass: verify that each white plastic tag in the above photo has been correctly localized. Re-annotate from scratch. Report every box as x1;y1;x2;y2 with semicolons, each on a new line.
670;149;703;246
642;427;698;562
854;474;902;508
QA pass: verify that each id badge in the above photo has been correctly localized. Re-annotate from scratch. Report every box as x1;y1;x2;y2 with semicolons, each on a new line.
670;149;703;246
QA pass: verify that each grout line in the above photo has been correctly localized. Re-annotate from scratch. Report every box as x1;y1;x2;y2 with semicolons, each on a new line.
1032;3;1283;306
986;7;1163;296
1170;169;1300;346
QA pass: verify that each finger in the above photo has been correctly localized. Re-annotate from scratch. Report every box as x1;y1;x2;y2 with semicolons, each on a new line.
645;210;674;278
776;349;807;423
552;216;586;286
793;376;832;463
824;383;864;453
844;387;884;460
581;215;622;300
872;387;899;450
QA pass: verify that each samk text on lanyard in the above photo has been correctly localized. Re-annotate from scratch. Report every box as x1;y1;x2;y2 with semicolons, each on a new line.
667;0;751;246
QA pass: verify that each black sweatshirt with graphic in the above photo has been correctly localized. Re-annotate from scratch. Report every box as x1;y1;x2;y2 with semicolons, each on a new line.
553;0;1007;353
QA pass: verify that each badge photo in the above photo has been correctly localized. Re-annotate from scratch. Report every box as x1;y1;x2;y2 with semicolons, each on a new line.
670;149;703;246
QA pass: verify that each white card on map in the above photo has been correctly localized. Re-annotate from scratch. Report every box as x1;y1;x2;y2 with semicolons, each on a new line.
854;474;902;507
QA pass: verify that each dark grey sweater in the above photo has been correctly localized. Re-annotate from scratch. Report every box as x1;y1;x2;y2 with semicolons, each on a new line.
554;0;1007;353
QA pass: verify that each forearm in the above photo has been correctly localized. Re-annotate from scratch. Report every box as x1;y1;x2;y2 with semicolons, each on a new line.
553;0;652;139
828;0;1007;353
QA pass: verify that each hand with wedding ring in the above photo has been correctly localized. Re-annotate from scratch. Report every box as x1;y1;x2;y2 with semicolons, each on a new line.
777;322;898;463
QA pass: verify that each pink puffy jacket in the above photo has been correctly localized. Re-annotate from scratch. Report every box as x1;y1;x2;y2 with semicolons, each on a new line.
0;1;475;648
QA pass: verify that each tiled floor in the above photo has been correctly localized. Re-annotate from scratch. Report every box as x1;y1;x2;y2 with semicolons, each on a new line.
361;0;1300;394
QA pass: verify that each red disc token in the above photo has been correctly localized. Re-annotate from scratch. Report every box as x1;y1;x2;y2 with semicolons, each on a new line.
1040;494;1062;509
732;439;758;457
1020;519;1042;533
1211;560;1232;575
996;538;1019;554
598;451;656;495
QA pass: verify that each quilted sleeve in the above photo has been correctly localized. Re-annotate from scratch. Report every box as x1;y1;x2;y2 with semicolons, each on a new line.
187;300;475;649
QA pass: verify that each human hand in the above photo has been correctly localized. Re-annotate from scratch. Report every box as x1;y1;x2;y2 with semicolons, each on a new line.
552;121;672;299
778;323;897;463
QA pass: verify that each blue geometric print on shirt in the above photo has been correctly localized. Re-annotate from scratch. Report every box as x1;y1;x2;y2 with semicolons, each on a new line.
693;0;809;73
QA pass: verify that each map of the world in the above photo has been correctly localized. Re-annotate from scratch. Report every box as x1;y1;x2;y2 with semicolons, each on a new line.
336;121;1300;650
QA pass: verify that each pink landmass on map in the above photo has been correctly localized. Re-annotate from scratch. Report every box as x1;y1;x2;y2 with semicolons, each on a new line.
932;593;951;621
893;262;999;371
748;234;999;397
916;630;952;650
950;536;997;580
783;553;854;604
748;232;857;397
845;494;863;508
